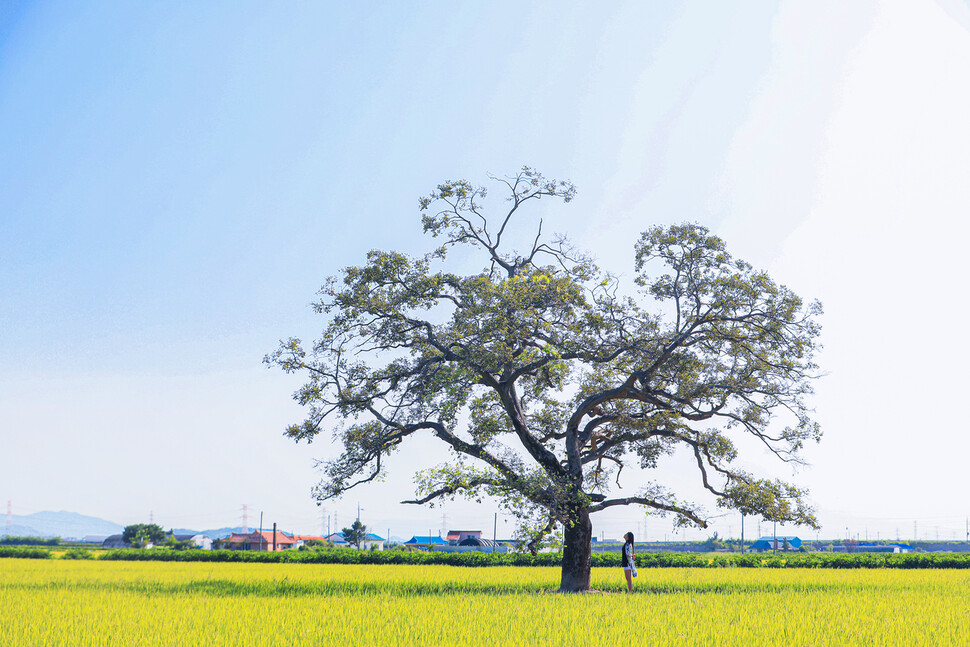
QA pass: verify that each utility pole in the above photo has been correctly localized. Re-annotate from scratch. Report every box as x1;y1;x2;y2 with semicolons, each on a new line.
493;512;497;554
740;513;745;554
272;522;277;552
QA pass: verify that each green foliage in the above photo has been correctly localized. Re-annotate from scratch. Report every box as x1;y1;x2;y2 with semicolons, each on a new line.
0;535;60;546
60;548;94;560
74;547;970;569
341;520;367;549
122;524;166;548
302;539;328;548
267;168;824;589
704;532;726;551
0;545;52;559
163;536;194;551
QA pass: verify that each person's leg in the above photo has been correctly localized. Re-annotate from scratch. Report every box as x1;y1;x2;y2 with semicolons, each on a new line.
624;569;633;592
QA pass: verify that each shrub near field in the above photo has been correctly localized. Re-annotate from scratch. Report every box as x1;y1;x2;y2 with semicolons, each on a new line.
6;545;970;568
3;559;970;646
0;546;52;559
92;547;970;568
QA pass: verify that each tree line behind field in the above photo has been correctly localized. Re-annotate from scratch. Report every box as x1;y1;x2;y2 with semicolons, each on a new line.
5;544;970;568
0;535;61;546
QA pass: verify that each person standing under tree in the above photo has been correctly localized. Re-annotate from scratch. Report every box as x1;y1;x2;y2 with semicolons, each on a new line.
622;532;637;592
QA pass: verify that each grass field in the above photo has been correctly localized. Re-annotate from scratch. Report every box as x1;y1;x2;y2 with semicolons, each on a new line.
3;558;969;645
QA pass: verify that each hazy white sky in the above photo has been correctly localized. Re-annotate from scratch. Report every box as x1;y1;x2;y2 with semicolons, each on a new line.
2;0;969;542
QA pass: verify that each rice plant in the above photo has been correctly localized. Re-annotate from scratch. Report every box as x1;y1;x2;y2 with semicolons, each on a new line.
3;559;968;645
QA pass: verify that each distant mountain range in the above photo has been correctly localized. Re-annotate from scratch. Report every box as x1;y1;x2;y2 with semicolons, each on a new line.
4;511;123;540
1;511;249;541
171;527;250;540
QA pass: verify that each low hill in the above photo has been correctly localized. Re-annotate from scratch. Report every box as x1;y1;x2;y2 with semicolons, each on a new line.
3;511;123;540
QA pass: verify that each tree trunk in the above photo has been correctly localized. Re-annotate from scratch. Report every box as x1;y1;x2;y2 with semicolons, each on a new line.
559;506;592;592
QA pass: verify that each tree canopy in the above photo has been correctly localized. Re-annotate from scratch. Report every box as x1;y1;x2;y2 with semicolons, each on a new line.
122;523;165;548
267;167;822;591
342;520;368;549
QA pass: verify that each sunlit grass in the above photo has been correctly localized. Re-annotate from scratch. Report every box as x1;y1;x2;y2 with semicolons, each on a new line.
4;559;969;645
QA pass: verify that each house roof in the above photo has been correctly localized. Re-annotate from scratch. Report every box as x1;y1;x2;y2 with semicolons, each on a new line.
324;532;384;542
458;537;501;547
751;536;803;549
102;534;129;547
225;530;296;544
406;535;447;544
292;536;327;542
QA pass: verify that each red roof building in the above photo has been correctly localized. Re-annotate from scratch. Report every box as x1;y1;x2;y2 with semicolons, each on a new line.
446;530;483;543
222;529;297;551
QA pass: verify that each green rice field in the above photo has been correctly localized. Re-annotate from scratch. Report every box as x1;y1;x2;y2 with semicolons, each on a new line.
3;558;969;645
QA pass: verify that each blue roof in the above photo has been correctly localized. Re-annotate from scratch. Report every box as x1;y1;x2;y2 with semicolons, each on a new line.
405;535;447;544
326;533;384;542
751;536;802;549
755;536;801;544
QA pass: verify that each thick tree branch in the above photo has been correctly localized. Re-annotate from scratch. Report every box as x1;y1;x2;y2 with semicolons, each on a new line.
588;496;707;527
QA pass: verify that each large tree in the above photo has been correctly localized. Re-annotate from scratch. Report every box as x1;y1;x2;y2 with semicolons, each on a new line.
122;523;165;548
267;168;822;592
342;519;368;549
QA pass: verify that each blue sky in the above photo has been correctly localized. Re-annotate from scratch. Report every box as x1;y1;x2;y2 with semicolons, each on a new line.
2;0;970;542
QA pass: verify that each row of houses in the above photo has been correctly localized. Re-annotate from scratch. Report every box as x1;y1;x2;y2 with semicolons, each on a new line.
102;533;214;550
746;536;913;553
100;530;919;554
215;529;508;552
100;529;383;551
321;532;385;550
403;529;510;553
223;530;335;551
99;528;505;552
